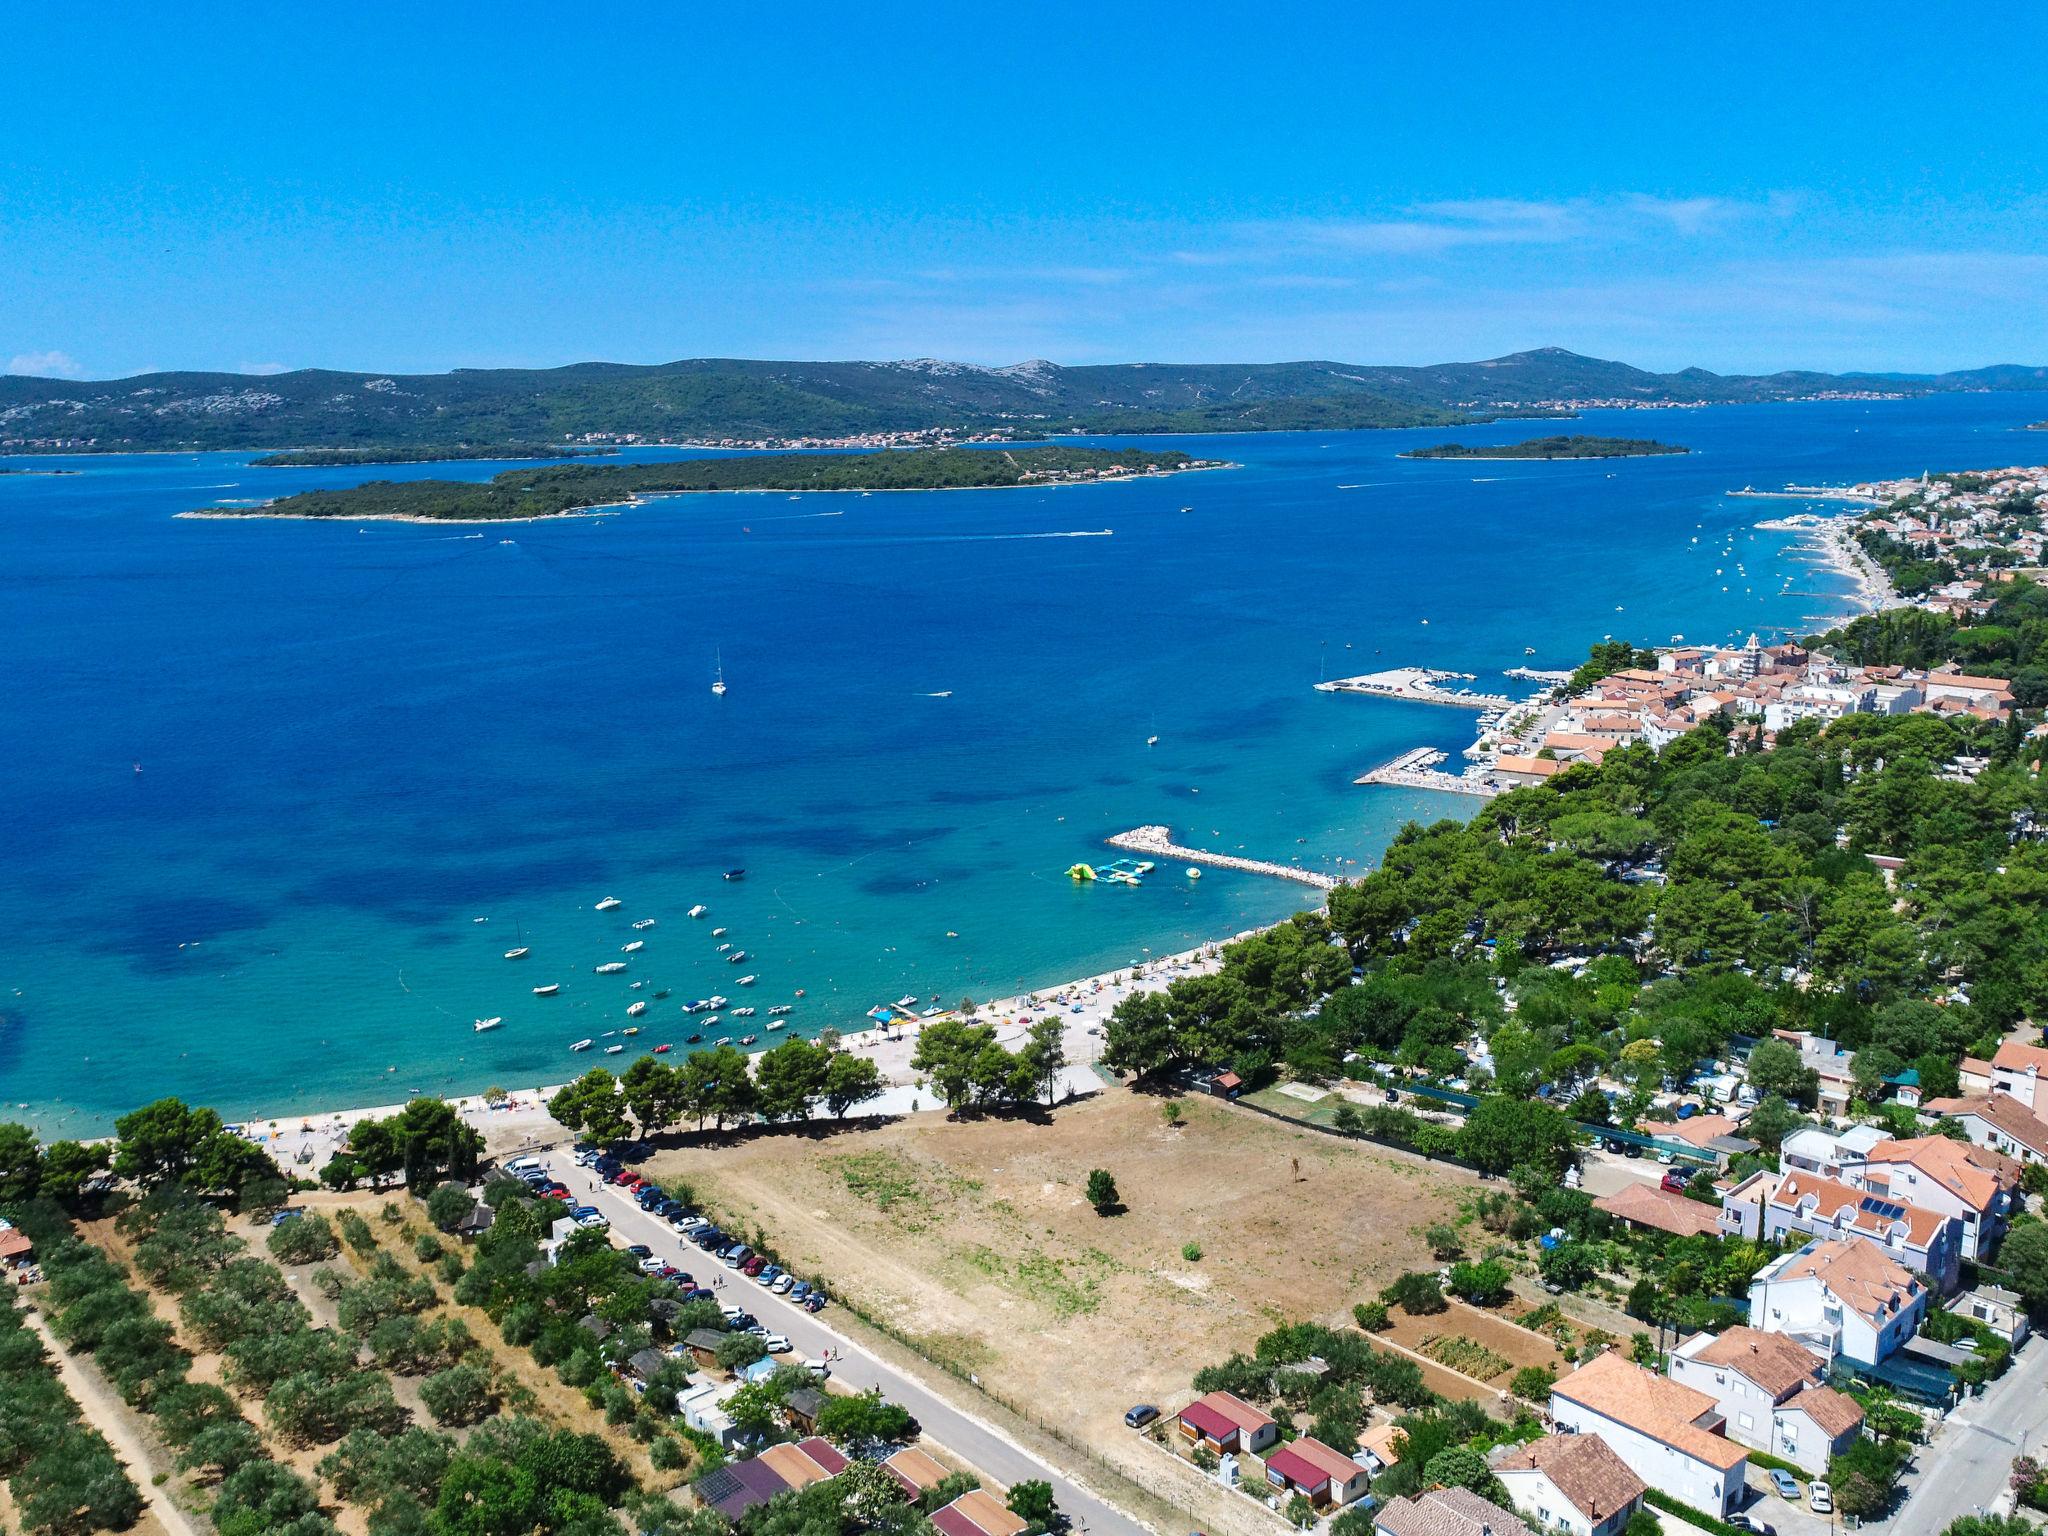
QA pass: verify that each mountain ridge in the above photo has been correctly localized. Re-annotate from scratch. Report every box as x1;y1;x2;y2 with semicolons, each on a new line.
3;347;2042;453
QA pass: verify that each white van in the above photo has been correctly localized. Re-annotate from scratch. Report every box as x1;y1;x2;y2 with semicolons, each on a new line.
505;1156;542;1174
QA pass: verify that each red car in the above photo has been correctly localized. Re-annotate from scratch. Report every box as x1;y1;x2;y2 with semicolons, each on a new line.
742;1255;768;1277
1660;1169;1691;1193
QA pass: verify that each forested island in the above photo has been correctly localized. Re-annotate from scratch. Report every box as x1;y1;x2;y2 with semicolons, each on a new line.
1402;435;1688;460
250;444;616;467
186;445;1219;522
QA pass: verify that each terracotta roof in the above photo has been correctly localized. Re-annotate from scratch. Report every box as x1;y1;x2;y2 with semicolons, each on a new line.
1927;671;2013;694
1994;1041;2048;1075
882;1447;949;1496
1373;1486;1526;1536
756;1441;838;1491
1641;1113;1741;1149
1552;1352;1747;1472
1267;1436;1364;1491
1595;1182;1723;1237
1686;1327;1823;1398
1770;1170;1953;1249
1863;1135;2019;1212
1495;754;1567;778
0;1230;31;1261
1769;1238;1921;1327
1951;1092;2048;1156
1495;1434;1645;1523
1962;1057;1995;1078
932;1490;1027;1536
1356;1421;1403;1466
1782;1384;1864;1440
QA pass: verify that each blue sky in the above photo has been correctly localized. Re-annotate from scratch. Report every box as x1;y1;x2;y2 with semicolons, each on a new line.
4;2;2044;378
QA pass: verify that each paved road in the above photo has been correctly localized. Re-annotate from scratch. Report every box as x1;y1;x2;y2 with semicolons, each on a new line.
540;1153;1156;1536
1888;1330;2048;1533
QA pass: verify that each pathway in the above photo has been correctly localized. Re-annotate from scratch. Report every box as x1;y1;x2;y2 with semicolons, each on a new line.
1105;826;1338;891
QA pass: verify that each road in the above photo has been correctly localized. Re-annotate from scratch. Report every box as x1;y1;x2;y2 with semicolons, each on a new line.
1888;1330;2048;1532
539;1152;1156;1536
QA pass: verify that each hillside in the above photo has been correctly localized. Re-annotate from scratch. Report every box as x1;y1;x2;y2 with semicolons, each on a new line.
5;347;2044;454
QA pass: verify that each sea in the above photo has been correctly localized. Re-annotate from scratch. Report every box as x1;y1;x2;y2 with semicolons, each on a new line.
2;394;2039;1133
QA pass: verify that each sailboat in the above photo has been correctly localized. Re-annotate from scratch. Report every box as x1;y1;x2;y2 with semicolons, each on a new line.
711;650;727;696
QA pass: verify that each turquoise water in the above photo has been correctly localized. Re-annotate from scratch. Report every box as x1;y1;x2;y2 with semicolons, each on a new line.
2;395;2038;1131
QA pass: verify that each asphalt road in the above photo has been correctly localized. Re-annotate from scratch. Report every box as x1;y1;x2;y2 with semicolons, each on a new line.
540;1152;1156;1536
1887;1329;2048;1533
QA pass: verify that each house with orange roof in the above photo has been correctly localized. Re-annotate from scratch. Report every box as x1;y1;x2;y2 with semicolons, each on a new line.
1924;1091;2048;1169
1746;1169;1961;1290
1852;1135;2020;1260
1594;1182;1723;1239
1748;1237;1928;1367
1262;1435;1372;1508
1990;1040;2048;1109
1667;1327;1865;1475
930;1490;1027;1536
1548;1351;1748;1515
1494;1433;1646;1536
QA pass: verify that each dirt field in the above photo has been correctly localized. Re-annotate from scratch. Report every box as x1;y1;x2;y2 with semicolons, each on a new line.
1381;1298;1568;1391
650;1091;1474;1497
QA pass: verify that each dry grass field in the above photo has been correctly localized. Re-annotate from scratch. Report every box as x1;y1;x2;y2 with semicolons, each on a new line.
649;1090;1476;1491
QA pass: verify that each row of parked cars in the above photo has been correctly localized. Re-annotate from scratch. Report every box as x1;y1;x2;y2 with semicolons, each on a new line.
567;1145;831;1313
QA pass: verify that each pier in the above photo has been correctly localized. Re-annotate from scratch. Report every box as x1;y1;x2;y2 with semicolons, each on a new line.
1353;748;1502;800
1502;666;1572;684
1315;667;1514;710
1728;485;1879;503
1105;825;1340;891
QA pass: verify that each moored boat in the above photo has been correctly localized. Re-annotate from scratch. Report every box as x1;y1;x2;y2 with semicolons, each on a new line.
570;1038;594;1051
766;1019;786;1031
653;1043;671;1053
595;897;622;912
688;905;708;918
503;946;529;960
739;1033;757;1045
736;973;757;986
533;983;561;996
632;918;657;930
727;950;748;964
627;1001;648;1017
604;1043;624;1054
473;1017;503;1032
595;961;627;974
623;940;644;953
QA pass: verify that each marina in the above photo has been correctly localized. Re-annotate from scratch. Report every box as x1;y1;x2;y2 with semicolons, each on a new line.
1314;666;1515;710
1353;747;1502;799
1104;824;1339;891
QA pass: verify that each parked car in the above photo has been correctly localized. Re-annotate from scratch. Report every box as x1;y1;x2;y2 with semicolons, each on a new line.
720;1304;746;1322
569;1205;599;1220
802;1358;831;1379
574;1214;608;1229
1767;1470;1799;1500
742;1256;768;1277
789;1281;811;1301
624;1244;653;1258
802;1292;827;1312
1661;1169;1691;1193
1124;1405;1159;1429
1726;1516;1774;1535
763;1334;792;1353
1807;1482;1832;1514
638;1257;666;1274
683;1288;715;1303
755;1265;782;1286
771;1274;795;1293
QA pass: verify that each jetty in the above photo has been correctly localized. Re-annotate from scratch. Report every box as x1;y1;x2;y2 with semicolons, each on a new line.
1105;825;1339;891
1729;485;1880;504
1315;667;1513;710
1354;748;1502;800
1502;666;1572;684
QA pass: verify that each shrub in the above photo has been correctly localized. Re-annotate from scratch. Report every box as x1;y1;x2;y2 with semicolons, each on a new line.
1424;1224;1463;1260
425;1183;475;1232
1085;1169;1120;1214
420;1364;495;1427
649;1436;684;1472
1352;1301;1390;1332
1383;1271;1447;1315
337;1210;376;1254
268;1214;339;1266
1447;1259;1511;1306
1181;1241;1203;1262
1510;1364;1557;1401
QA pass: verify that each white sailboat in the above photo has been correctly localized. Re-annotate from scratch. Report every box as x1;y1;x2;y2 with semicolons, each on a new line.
711;650;727;696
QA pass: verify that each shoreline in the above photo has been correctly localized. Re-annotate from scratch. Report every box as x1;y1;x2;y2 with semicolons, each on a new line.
1775;512;1899;620
172;461;1236;525
233;929;1261;1168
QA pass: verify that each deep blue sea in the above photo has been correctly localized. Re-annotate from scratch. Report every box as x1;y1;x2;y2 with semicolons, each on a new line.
2;395;2039;1131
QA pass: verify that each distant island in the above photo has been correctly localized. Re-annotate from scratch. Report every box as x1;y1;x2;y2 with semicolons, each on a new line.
250;444;617;468
1402;434;1689;460
183;445;1224;522
9;345;2036;455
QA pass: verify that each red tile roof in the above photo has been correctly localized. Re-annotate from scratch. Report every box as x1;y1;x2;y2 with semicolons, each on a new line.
1595;1182;1723;1237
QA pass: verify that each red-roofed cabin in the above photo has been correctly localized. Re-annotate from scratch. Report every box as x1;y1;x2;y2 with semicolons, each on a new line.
1263;1436;1372;1507
1177;1391;1278;1454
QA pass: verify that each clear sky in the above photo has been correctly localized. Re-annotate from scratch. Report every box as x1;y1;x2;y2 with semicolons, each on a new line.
4;2;2044;379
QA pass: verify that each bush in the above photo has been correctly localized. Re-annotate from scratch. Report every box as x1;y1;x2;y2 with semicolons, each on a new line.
1085;1169;1120;1214
1424;1224;1463;1260
1383;1271;1447;1315
420;1364;495;1427
425;1183;475;1232
267;1214;339;1266
1181;1241;1202;1262
337;1210;376;1254
1351;1301;1390;1332
649;1436;685;1472
1510;1364;1556;1401
1447;1259;1511;1306
413;1233;443;1263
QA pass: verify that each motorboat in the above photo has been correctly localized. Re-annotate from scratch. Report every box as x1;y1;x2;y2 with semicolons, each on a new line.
604;1043;624;1055
716;942;732;952
503;946;530;960
895;994;918;1009
731;1006;756;1017
632;918;657;930
711;927;728;937
688;905;708;918
570;1038;594;1052
738;1034;757;1045
622;1026;641;1036
768;1004;792;1016
533;983;561;996
703;1015;721;1027
723;869;746;881
736;973;757;986
595;897;623;912
627;1001;648;1017
473;1017;503;1032
685;1033;703;1044
652;989;670;999
653;1043;671;1053
629;980;645;990
708;995;728;1007
595;961;627;974
766;1020;787;1031
727;950;748;964
623;940;644;953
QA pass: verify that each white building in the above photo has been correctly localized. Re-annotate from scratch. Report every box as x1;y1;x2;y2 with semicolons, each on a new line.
1747;1237;1928;1368
1779;1123;1888;1181
1548;1352;1748;1517
1852;1135;2020;1261
1494;1433;1646;1536
1667;1327;1865;1476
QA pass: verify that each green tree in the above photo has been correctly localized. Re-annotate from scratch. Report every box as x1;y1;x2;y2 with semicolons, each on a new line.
550;1071;632;1144
821;1053;884;1118
1460;1096;1577;1177
814;1389;915;1452
1085;1169;1120;1215
426;1184;475;1232
420;1364;495;1427
715;1333;768;1373
753;1039;830;1123
1006;1481;1056;1534
0;1123;43;1202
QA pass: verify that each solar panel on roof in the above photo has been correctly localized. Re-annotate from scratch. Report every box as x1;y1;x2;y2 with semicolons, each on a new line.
1859;1195;1907;1221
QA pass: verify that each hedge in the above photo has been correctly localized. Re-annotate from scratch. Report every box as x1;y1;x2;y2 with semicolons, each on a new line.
1643;1488;1746;1536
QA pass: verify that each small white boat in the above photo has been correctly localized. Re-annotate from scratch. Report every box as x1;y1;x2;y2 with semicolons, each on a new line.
766;1019;787;1031
736;973;757;986
895;994;918;1009
688;905;708;918
704;1014;721;1027
716;942;732;952
727;952;747;964
595;897;623;912
711;927;728;937
570;1038;594;1052
627;1001;648;1017
632;918;657;930
1146;735;1158;746
732;1006;755;1017
533;983;561;996
623;940;644;953
595;961;627;974
473;1017;503;1032
768;1004;792;1016
504;946;530;960
712;649;727;696
708;994;728;1008
604;1043;624;1055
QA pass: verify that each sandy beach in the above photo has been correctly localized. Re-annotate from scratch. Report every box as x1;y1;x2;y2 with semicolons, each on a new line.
238;929;1254;1171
